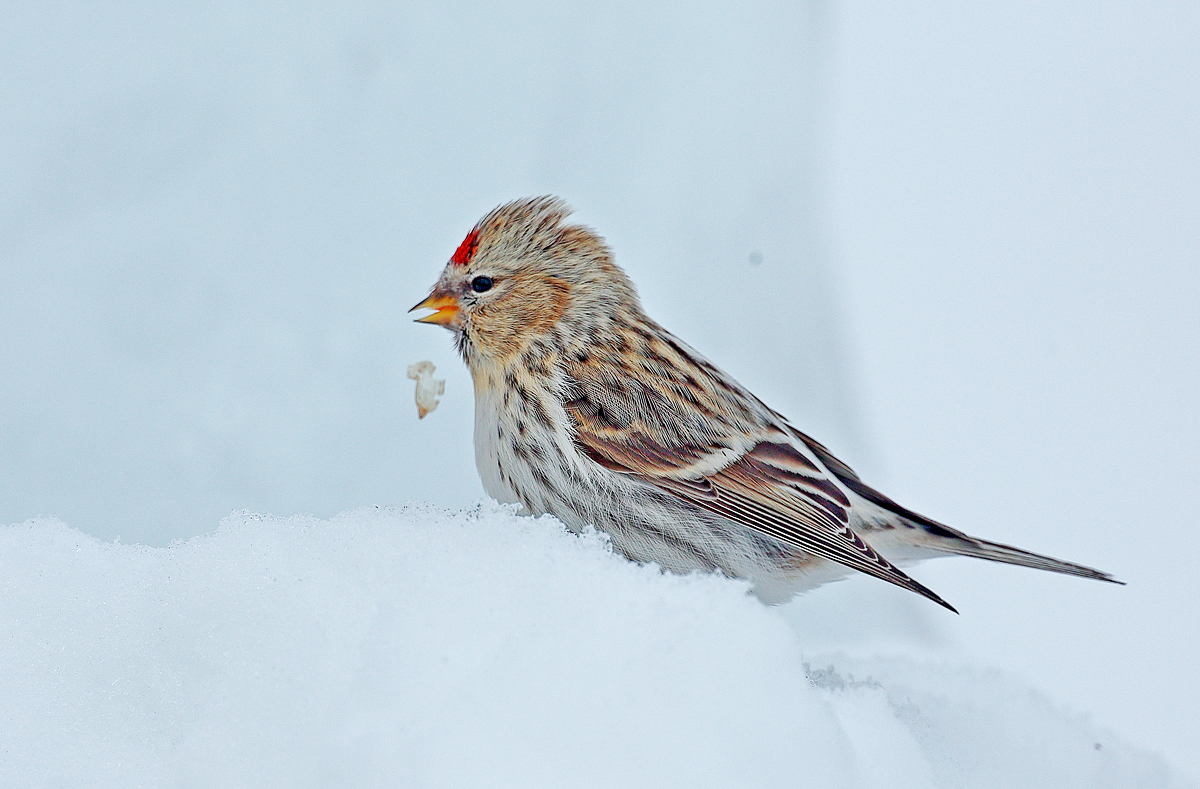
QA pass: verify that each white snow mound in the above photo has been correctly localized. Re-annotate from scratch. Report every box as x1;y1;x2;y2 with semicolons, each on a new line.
0;504;1188;788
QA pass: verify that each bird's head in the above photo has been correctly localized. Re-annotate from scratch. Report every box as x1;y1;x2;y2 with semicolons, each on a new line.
412;196;640;368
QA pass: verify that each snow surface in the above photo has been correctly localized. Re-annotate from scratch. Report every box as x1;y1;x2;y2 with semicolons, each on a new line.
2;0;1198;782
1;505;1190;788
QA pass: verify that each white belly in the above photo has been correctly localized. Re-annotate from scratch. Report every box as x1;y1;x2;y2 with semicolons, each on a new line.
473;383;522;505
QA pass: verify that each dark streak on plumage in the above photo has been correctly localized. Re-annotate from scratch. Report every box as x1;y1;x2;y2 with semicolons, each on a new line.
529;463;553;490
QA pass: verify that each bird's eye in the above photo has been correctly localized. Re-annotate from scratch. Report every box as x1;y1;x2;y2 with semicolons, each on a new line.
471;276;494;293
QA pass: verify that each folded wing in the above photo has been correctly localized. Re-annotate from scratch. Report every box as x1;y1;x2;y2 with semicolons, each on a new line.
563;342;958;611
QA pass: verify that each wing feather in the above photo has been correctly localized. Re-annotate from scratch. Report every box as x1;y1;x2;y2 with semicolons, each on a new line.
562;342;957;611
655;446;956;611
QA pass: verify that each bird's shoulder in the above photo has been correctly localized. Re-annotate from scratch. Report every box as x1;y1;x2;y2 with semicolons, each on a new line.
557;318;784;476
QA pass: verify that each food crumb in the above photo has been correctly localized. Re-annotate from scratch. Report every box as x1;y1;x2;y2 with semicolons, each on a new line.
406;360;445;419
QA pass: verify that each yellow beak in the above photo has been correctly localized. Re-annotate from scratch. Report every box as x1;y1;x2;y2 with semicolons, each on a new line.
410;291;461;327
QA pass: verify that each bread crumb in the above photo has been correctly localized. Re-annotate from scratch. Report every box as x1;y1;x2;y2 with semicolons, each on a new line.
406;361;446;419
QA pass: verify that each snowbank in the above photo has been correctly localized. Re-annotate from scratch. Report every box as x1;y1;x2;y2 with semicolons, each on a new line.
1;505;1186;788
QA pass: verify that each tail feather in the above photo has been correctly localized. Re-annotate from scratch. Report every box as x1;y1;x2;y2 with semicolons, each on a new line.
939;536;1122;584
797;432;1123;587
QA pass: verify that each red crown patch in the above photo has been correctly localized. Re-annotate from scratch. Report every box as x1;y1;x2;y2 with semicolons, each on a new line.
451;229;480;267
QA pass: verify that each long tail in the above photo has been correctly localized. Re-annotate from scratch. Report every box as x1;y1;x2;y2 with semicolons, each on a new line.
793;432;1123;585
935;535;1122;584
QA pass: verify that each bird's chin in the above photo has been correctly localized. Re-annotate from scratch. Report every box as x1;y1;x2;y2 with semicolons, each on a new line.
452;327;474;362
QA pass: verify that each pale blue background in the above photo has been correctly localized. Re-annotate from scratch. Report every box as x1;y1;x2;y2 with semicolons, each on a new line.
2;1;1196;777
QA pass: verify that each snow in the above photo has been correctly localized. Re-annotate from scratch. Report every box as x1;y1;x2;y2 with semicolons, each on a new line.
2;0;1198;782
1;506;1189;788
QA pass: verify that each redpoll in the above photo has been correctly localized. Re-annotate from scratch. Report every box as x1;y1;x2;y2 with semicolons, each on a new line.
413;197;1119;610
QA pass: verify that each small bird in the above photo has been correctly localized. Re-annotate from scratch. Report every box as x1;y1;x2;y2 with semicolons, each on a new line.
412;197;1119;611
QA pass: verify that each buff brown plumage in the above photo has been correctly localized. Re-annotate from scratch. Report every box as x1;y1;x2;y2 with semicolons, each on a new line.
412;197;1119;611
